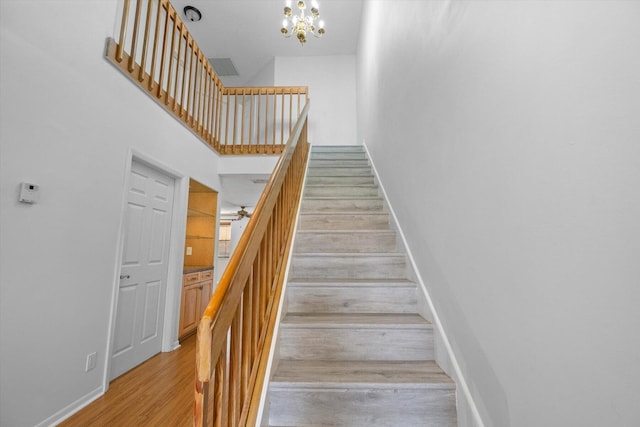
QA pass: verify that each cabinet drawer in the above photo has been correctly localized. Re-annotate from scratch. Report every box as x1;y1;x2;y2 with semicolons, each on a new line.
200;269;213;280
184;272;200;285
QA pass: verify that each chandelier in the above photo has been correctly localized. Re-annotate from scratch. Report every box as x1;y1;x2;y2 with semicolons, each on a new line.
281;1;325;45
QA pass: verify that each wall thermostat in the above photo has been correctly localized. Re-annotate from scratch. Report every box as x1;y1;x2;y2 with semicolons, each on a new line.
19;182;39;204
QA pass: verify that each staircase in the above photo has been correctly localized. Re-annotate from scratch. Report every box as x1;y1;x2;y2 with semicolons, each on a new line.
266;146;457;426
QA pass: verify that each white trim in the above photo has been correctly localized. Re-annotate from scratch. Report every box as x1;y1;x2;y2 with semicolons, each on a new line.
36;386;104;427
362;143;485;427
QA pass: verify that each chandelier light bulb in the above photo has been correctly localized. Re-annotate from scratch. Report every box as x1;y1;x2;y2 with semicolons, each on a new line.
280;0;325;45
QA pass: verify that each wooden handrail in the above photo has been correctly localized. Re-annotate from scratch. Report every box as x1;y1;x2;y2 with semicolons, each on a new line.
106;0;309;155
194;101;310;426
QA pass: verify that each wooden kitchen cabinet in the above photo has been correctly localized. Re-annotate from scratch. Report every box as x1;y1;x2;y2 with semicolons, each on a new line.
179;179;217;340
178;269;213;339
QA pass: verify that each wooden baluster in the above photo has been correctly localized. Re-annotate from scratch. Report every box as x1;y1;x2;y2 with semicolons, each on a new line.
225;91;231;150
213;338;227;427
179;36;190;117
138;0;153;82
192;54;200;128
200;55;207;131
280;91;285;146
256;89;263;153
289;89;293;135
252;255;261;359
148;0;162;91
116;0;130;63
201;64;208;136
232;91;238;153
241;272;253;404
156;2;170;99
264;92;270;150
240;89;245;152
259;236;268;328
206;74;213;142
217;86;224;149
249;90;255;153
185;44;194;122
165;12;177;105
171;23;183;110
272;92;277;153
229;309;242;426
127;0;142;72
266;220;273;308
213;84;219;149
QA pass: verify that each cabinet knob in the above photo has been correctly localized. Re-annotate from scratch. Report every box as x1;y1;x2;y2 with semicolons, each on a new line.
120;274;131;280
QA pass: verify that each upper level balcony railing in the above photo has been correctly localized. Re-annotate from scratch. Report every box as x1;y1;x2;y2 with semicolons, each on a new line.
106;0;308;155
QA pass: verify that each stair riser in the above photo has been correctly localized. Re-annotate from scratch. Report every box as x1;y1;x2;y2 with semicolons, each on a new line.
310;152;367;160
306;167;372;177
311;145;364;153
290;255;406;280
287;286;417;314
279;327;433;361
305;176;375;186
298;213;390;230
301;198;384;213
269;388;456;427
294;232;396;253
309;159;370;168
304;186;379;198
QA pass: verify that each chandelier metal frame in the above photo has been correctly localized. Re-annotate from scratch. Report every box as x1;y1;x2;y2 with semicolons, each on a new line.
281;0;325;45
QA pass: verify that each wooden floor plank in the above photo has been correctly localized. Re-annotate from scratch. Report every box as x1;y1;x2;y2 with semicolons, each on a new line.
59;335;195;427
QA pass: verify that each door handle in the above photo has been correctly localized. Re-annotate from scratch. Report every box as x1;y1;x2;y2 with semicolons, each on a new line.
120;274;130;280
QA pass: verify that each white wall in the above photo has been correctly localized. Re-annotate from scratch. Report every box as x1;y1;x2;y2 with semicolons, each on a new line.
357;1;640;426
0;1;224;425
246;58;276;87
275;55;357;145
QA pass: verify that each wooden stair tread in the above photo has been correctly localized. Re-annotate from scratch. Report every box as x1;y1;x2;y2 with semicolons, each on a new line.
303;196;383;200
293;252;403;257
281;313;430;328
287;278;415;287
296;230;395;235
271;360;454;389
305;184;378;188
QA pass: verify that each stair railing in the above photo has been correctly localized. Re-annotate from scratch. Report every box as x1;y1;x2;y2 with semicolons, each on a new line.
194;101;310;426
106;0;308;155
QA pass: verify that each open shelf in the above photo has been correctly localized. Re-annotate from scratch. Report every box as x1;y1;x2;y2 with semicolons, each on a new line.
187;208;215;218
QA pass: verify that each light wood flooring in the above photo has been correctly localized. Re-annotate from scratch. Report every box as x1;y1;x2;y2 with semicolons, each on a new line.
59;335;195;426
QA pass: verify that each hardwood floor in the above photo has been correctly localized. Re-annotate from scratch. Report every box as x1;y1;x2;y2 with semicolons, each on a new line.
60;335;195;427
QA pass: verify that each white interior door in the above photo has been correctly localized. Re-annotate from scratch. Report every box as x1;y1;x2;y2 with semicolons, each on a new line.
110;160;175;380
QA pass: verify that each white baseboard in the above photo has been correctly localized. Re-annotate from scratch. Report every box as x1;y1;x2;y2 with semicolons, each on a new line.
36;386;104;427
363;143;485;427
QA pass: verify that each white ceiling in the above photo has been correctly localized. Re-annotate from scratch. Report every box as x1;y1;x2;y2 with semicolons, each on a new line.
218;174;270;214
169;0;364;86
170;0;364;213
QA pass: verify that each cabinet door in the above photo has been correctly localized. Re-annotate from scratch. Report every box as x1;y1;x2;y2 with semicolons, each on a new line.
179;283;201;338
200;279;213;316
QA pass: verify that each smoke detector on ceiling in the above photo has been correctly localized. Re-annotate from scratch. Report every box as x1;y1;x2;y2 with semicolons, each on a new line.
183;6;202;22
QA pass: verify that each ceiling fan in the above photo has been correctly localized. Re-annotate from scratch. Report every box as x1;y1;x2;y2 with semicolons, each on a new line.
236;206;252;220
